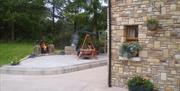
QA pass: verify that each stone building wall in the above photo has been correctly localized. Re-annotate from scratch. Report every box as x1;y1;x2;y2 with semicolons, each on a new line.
110;0;180;91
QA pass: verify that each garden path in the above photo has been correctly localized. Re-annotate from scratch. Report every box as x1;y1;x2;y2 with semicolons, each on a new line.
0;66;128;91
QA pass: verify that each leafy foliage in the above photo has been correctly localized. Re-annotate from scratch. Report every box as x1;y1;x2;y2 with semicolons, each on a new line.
128;76;154;91
0;0;46;41
128;76;144;87
0;0;107;50
119;42;142;58
146;18;159;24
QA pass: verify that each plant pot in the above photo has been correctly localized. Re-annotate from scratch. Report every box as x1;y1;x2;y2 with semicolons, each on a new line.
144;87;153;91
128;86;144;91
147;24;158;31
129;86;153;91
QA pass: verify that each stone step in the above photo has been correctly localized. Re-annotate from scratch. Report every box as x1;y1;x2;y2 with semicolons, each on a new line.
0;60;107;75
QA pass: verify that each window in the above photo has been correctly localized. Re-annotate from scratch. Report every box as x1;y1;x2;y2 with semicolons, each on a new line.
124;25;139;57
125;25;138;42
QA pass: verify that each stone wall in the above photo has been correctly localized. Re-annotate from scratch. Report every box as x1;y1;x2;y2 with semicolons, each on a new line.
110;0;180;91
65;46;76;55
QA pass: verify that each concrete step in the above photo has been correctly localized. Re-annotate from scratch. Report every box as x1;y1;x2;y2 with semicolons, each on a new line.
0;60;107;75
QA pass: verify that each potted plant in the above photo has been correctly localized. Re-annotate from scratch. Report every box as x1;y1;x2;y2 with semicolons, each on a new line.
128;76;153;91
143;79;154;91
146;18;159;31
119;42;142;59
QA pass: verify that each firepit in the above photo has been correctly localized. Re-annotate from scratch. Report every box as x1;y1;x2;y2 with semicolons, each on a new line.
40;40;49;54
33;40;54;56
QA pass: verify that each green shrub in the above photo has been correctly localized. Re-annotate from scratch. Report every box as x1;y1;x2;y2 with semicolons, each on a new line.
93;40;105;53
143;80;154;90
128;76;144;87
10;57;20;65
128;76;153;91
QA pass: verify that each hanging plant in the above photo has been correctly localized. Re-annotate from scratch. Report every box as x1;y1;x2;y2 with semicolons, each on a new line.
146;18;159;31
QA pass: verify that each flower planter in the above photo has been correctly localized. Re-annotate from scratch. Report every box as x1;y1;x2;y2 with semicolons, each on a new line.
129;86;153;91
147;24;158;31
128;76;154;91
128;86;143;91
146;18;159;31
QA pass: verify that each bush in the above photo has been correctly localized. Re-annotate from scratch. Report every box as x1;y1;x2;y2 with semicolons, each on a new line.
10;57;20;66
11;60;20;65
143;80;154;91
128;76;153;91
93;40;105;53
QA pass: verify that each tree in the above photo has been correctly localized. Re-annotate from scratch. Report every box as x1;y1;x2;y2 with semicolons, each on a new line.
64;0;87;32
0;0;46;41
63;0;107;39
83;0;107;39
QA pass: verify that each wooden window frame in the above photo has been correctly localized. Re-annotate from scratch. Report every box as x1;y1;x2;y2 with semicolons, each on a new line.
125;25;138;42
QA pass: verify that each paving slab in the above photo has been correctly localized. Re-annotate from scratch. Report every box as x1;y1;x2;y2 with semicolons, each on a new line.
0;66;128;91
0;54;107;75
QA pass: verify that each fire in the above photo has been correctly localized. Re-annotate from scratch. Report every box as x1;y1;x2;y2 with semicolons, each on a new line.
42;43;47;50
40;40;49;53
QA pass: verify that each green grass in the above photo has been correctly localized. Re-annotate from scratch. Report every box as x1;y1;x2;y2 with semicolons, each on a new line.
0;42;33;65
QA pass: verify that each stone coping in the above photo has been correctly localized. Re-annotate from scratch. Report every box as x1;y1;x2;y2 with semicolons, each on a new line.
0;55;107;75
118;56;142;62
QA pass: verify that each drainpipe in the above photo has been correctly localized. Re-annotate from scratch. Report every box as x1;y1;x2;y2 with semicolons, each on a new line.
52;0;55;31
108;0;112;87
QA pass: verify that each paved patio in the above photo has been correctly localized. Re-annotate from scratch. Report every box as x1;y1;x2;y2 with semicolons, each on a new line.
0;66;128;91
0;54;107;75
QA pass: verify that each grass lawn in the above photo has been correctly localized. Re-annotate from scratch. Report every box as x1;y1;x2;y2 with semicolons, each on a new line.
0;42;33;65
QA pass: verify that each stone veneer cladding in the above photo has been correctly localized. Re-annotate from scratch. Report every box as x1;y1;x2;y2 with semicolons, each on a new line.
109;0;180;91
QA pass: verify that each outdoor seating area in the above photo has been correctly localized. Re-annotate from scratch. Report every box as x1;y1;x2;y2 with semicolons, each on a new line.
0;0;179;91
32;34;98;59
